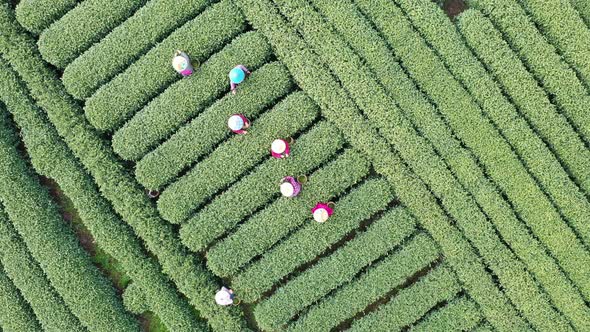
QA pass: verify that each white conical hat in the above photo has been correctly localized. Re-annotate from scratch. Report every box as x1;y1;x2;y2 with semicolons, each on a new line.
271;139;287;154
228;115;244;131
215;289;233;306
313;208;329;223
172;56;188;71
280;182;295;197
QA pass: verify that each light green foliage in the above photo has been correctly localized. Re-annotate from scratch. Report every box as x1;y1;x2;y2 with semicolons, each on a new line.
85;0;247;131
39;0;148;68
123;283;150;315
62;0;213;100
15;0;76;34
112;31;272;160
0;263;40;332
569;0;590;25
411;296;483;331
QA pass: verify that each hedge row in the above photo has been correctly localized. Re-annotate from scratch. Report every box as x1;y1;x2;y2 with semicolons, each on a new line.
0;94;138;331
232;178;394;303
0;7;247;331
473;322;494;332
112;31;272;160
0;262;40;332
206;149;370;278
411;296;483;332
158;91;318;223
254;207;416;331
289;232;438;332
234;0;529;329
277;0;569;330
15;0;76;34
467;0;590;147
136;62;294;189
0;205;83;331
38;0;148;68
62;0;213;100
458;9;590;247
85;0;246;131
569;0;590;25
0;58;205;331
123;282;150;315
357;0;590;310
180;120;344;251
390;0;590;325
518;0;590;87
349;264;460;331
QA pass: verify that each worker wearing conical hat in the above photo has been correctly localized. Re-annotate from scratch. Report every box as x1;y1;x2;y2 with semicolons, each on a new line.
312;202;335;223
228;114;250;134
280;176;306;198
271;138;292;159
229;65;251;94
172;50;194;77
215;287;235;306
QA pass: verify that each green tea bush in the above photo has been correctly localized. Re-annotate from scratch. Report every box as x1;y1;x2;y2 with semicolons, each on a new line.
290;233;440;332
158;91;319;223
180;121;344;250
0;263;40;332
412;296;483;332
15;0;76;34
206;149;370;277
232;178;394;302
122;283;150;315
254;208;416;331
569;0;590;25
62;0;213;100
349;265;460;331
38;0;148;68
136;61;294;190
112;31;272;160
85;0;246;131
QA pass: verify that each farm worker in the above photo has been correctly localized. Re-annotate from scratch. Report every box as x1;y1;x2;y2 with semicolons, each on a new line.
312;202;335;223
271;138;293;159
228;114;250;134
280;175;307;197
172;50;195;77
215;286;235;306
229;65;251;94
146;190;159;198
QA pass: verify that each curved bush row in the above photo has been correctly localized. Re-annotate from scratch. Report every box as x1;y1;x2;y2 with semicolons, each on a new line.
349;264;460;331
206;149;370;278
0;262;40;332
0;93;138;332
234;0;529;329
0;205;83;331
467;0;590;147
473;323;494;332
15;0;76;34
39;0;148;68
137;62;294;189
254;208;417;331
112;31;272;160
62;0;214;100
86;0;246;131
276;0;571;329
180;120;344;251
382;0;590;325
0;8;247;331
233;178;394;303
412;296;483;332
569;0;590;25
458;9;590;247
518;0;590;87
158;91;319;223
356;0;590;308
123;282;150;315
288;232;438;332
0;59;205;331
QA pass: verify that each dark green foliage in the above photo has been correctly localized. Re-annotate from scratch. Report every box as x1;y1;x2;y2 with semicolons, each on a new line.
411;296;483;332
0;263;41;332
123;283;150;315
15;0;76;34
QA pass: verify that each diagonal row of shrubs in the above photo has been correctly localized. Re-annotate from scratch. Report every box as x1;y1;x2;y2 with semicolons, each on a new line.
0;57;204;331
382;0;590;325
112;31;272;160
569;0;590;25
275;0;573;330
158;91;319;223
180;120;344;251
411;296;483;332
136;61;295;190
206;148;370;278
232;178;394;303
0;7;247;331
0;262;40;332
85;0;247;131
466;0;590;147
15;0;76;34
288;231;439;332
254;208;418;331
234;0;529;329
38;0;148;68
0;95;138;331
0;202;84;331
62;0;214;100
349;264;460;331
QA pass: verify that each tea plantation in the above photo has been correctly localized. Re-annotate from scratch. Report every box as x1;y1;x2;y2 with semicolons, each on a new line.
0;0;589;330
